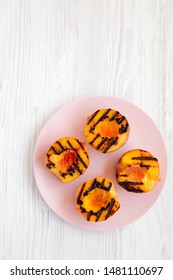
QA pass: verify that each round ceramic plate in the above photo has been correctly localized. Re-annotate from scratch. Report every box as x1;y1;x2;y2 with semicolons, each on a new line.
33;96;167;230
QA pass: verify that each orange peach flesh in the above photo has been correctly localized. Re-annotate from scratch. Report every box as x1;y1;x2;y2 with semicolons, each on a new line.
59;149;77;169
97;120;119;138
125;166;145;182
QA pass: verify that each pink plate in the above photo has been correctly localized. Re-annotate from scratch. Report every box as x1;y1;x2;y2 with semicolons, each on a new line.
33;96;167;230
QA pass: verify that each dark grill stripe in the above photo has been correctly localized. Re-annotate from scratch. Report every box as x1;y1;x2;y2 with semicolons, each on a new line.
76;154;87;168
67;140;87;169
140;163;150;169
89;133;100;145
103;137;118;153
75;138;84;150
96;208;103;222
96;137;108;150
119;181;144;186
46;164;51;169
81;197;118;221
121;185;144;193
105;199;116;220
118;181;144;192
83;179;97;196
116;116;125;124
76;183;86;205
107;182;112;191
87;200;116;221
50;146;59;155
84;151;89;158
101;178;105;185
56;141;66;151
89;109;111;132
109;111;119;121
72;163;82;174
46;162;55;169
87;110;100;125
83;179;112;197
119;123;129;134
80;206;87;213
132;156;158;161
87;210;93;221
67;166;75;176
60;172;66;178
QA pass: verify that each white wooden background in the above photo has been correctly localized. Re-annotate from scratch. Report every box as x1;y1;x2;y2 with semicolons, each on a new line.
0;0;172;260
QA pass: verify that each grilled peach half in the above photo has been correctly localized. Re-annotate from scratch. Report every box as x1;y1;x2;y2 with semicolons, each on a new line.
116;149;160;193
84;108;130;153
45;137;89;183
76;177;120;222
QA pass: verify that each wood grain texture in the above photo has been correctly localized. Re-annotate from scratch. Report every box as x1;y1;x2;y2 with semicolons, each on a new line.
0;0;173;260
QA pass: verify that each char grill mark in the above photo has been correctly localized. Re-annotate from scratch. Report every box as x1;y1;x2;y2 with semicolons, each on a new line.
89;109;111;132
105;198;116;220
122;185;144;193
86;198;116;221
139;163;150;169
72;163;82;174
119;123;128;134
101;178;105;185
106;182;112;191
76;153;87;169
83;179;97;196
132;156;158;161
56;141;66;152
87;211;93;221
67;140;87;169
46;162;55;169
84;151;89;158
95;208;103;222
83;179;112;197
46;164;51;169
76;183;86;205
87;110;100;125
89;134;100;145
75;138;84;150
60;172;66;178
119;181;144;186
60;170;75;178
109;111;119;121
80;206;87;213
96;137;107;150
67;166;75;176
103;137;118;153
118;181;144;193
68;163;82;175
50;146;59;155
116;116;125;124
